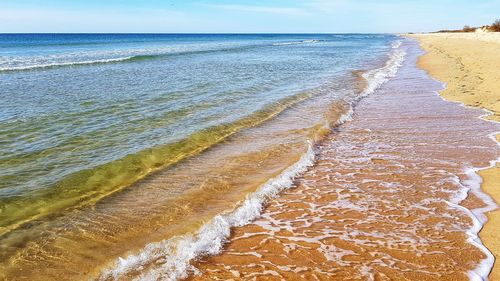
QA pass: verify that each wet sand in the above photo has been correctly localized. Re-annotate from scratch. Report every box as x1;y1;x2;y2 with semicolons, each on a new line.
410;32;500;279
185;40;500;280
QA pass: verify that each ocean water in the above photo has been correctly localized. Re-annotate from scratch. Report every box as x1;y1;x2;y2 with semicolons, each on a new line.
0;34;400;279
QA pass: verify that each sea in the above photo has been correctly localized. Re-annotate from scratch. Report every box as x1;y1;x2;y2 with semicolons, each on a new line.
5;34;492;280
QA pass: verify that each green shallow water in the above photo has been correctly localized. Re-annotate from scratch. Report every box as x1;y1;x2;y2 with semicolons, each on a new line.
0;93;310;236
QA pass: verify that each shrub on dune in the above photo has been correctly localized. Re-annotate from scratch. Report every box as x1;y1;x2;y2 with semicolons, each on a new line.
462;25;476;32
490;19;500;32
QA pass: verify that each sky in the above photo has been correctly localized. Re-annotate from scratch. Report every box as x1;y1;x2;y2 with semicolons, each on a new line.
1;0;499;33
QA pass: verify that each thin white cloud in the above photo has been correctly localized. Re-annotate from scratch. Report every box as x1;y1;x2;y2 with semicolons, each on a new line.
300;0;379;14
0;7;199;32
301;0;349;11
211;4;309;16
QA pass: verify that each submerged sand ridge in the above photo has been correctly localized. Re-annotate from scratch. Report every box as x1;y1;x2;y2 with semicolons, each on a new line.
185;40;500;280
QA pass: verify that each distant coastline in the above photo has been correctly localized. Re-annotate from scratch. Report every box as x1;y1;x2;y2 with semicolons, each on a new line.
434;19;500;33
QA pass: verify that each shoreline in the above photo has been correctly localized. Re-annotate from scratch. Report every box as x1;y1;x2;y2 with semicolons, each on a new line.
408;32;500;279
183;39;499;280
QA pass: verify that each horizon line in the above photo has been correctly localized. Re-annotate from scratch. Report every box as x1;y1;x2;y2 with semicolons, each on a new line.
0;32;401;35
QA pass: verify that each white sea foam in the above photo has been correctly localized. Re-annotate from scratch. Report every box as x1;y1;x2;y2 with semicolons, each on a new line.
272;39;320;46
98;142;316;281
359;40;406;99
454;125;499;281
414;40;500;280
335;106;354;126
391;40;403;49
0;56;135;72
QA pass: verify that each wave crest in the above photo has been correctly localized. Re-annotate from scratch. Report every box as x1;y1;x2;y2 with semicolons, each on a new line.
0;55;160;72
98;142;316;281
359;40;406;98
272;39;321;46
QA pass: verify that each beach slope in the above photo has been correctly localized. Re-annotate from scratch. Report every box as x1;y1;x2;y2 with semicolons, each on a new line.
409;32;500;279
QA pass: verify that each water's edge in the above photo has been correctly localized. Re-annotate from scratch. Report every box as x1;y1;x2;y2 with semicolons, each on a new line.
408;36;499;280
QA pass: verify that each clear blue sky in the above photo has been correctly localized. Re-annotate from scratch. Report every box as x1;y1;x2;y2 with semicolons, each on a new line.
1;0;499;33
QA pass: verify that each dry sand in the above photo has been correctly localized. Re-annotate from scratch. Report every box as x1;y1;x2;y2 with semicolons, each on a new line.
409;32;500;279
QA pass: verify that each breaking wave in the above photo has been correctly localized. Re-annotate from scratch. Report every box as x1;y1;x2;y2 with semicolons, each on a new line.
272;39;321;46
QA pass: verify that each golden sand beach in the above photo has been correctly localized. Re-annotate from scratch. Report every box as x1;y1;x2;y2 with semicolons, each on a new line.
409;32;500;279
